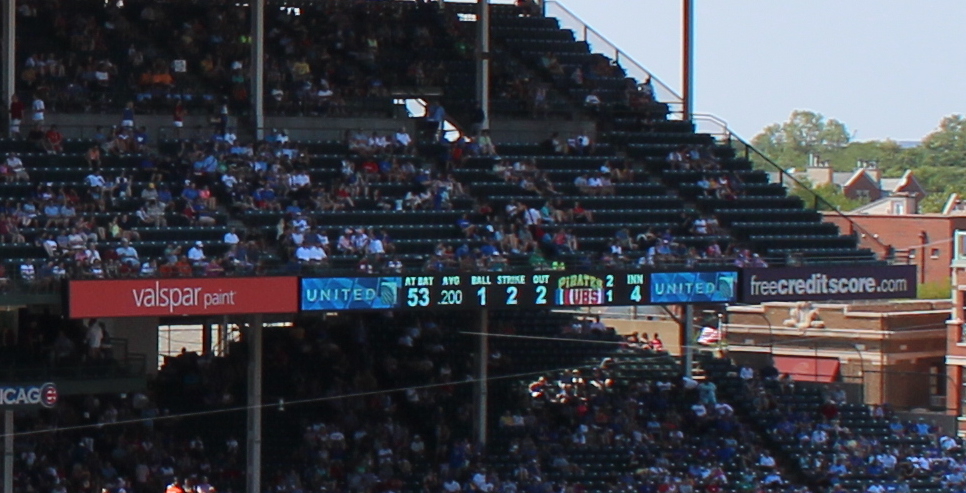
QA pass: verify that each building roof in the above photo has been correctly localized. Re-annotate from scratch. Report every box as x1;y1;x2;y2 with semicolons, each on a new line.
833;171;858;187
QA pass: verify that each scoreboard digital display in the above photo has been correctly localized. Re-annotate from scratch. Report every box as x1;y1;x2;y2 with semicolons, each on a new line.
300;270;738;312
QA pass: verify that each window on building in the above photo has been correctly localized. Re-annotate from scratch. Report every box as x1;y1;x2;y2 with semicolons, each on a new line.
931;248;940;259
931;365;946;396
855;189;871;200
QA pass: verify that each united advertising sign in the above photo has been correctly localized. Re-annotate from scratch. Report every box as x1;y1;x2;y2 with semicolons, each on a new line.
649;271;738;304
301;277;403;311
741;265;917;303
68;277;299;318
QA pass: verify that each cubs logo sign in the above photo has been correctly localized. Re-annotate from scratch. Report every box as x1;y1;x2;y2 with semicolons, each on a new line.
0;382;58;408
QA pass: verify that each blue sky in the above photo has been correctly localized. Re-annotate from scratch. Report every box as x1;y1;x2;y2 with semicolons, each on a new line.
545;0;966;142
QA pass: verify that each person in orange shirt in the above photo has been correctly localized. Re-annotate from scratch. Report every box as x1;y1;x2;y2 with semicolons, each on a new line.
165;478;186;493
153;71;174;86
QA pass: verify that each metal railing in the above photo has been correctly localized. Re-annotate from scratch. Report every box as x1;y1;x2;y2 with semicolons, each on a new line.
538;2;893;262
692;115;893;260
544;0;684;118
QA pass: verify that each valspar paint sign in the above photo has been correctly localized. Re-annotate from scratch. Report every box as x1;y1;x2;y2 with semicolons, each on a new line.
741;265;917;303
0;383;57;408
68;277;299;318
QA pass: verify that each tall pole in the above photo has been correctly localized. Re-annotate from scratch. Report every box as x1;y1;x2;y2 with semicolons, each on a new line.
250;0;265;140
2;0;14;135
683;305;694;377
202;320;212;356
476;0;491;132
246;315;263;493
473;309;489;446
3;410;12;493
682;0;694;121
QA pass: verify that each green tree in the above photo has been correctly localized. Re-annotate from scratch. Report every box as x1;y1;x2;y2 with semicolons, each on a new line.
920;115;966;167
751;110;851;169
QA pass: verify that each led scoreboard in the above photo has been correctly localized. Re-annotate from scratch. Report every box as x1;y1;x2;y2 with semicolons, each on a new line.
300;270;737;312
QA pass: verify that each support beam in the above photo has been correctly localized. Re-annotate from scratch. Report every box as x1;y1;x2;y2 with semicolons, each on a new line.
202;321;212;356
246;315;263;493
2;0;15;135
250;0;265;139
681;0;694;121
473;309;489;446
220;315;230;356
475;0;490;133
683;305;694;377
3;410;13;493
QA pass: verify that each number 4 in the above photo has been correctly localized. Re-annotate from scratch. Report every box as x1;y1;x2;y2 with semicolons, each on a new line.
630;285;642;302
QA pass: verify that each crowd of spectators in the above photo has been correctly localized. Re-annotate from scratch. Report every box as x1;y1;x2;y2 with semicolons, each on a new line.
10;307;966;493
509;353;813;493
715;359;966;493
16;311;518;493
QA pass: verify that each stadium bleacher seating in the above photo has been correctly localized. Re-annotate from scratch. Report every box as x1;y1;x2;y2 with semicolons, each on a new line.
3;2;927;492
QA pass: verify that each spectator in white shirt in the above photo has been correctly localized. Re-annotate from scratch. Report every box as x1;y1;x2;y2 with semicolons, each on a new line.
86;171;106;188
523;206;541;226
394;127;413;154
308;245;327;263
295;244;313;263
116;239;139;268
223;228;240;245
187;241;206;264
85;320;104;359
759;453;776;468
288;171;311;191
31;95;45;122
367;236;385;257
6;154;28;182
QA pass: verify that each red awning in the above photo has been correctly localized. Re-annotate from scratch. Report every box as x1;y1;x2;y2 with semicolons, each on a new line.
773;356;840;383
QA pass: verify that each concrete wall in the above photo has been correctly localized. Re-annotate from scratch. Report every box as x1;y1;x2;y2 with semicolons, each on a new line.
41;112;596;145
489;118;596;144
43;114;228;140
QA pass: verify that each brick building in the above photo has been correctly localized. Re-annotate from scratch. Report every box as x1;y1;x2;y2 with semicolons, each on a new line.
945;231;966;435
788;159;926;206
824;213;966;287
724;300;950;410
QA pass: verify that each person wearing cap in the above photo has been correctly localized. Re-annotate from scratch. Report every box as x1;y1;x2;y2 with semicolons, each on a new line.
116;239;140;270
187;241;206;266
140;182;158;202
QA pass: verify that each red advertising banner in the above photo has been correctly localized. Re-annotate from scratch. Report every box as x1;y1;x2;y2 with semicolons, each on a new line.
68;277;299;318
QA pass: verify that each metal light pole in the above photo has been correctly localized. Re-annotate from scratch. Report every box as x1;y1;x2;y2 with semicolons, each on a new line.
246;315;264;493
1;0;14;135
682;0;694;121
476;0;491;132
251;0;265;139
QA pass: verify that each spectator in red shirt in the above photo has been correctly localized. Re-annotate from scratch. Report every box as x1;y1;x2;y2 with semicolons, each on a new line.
8;94;24;138
44;125;64;154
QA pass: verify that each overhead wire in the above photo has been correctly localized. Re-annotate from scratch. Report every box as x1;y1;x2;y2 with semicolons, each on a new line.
0;348;676;440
